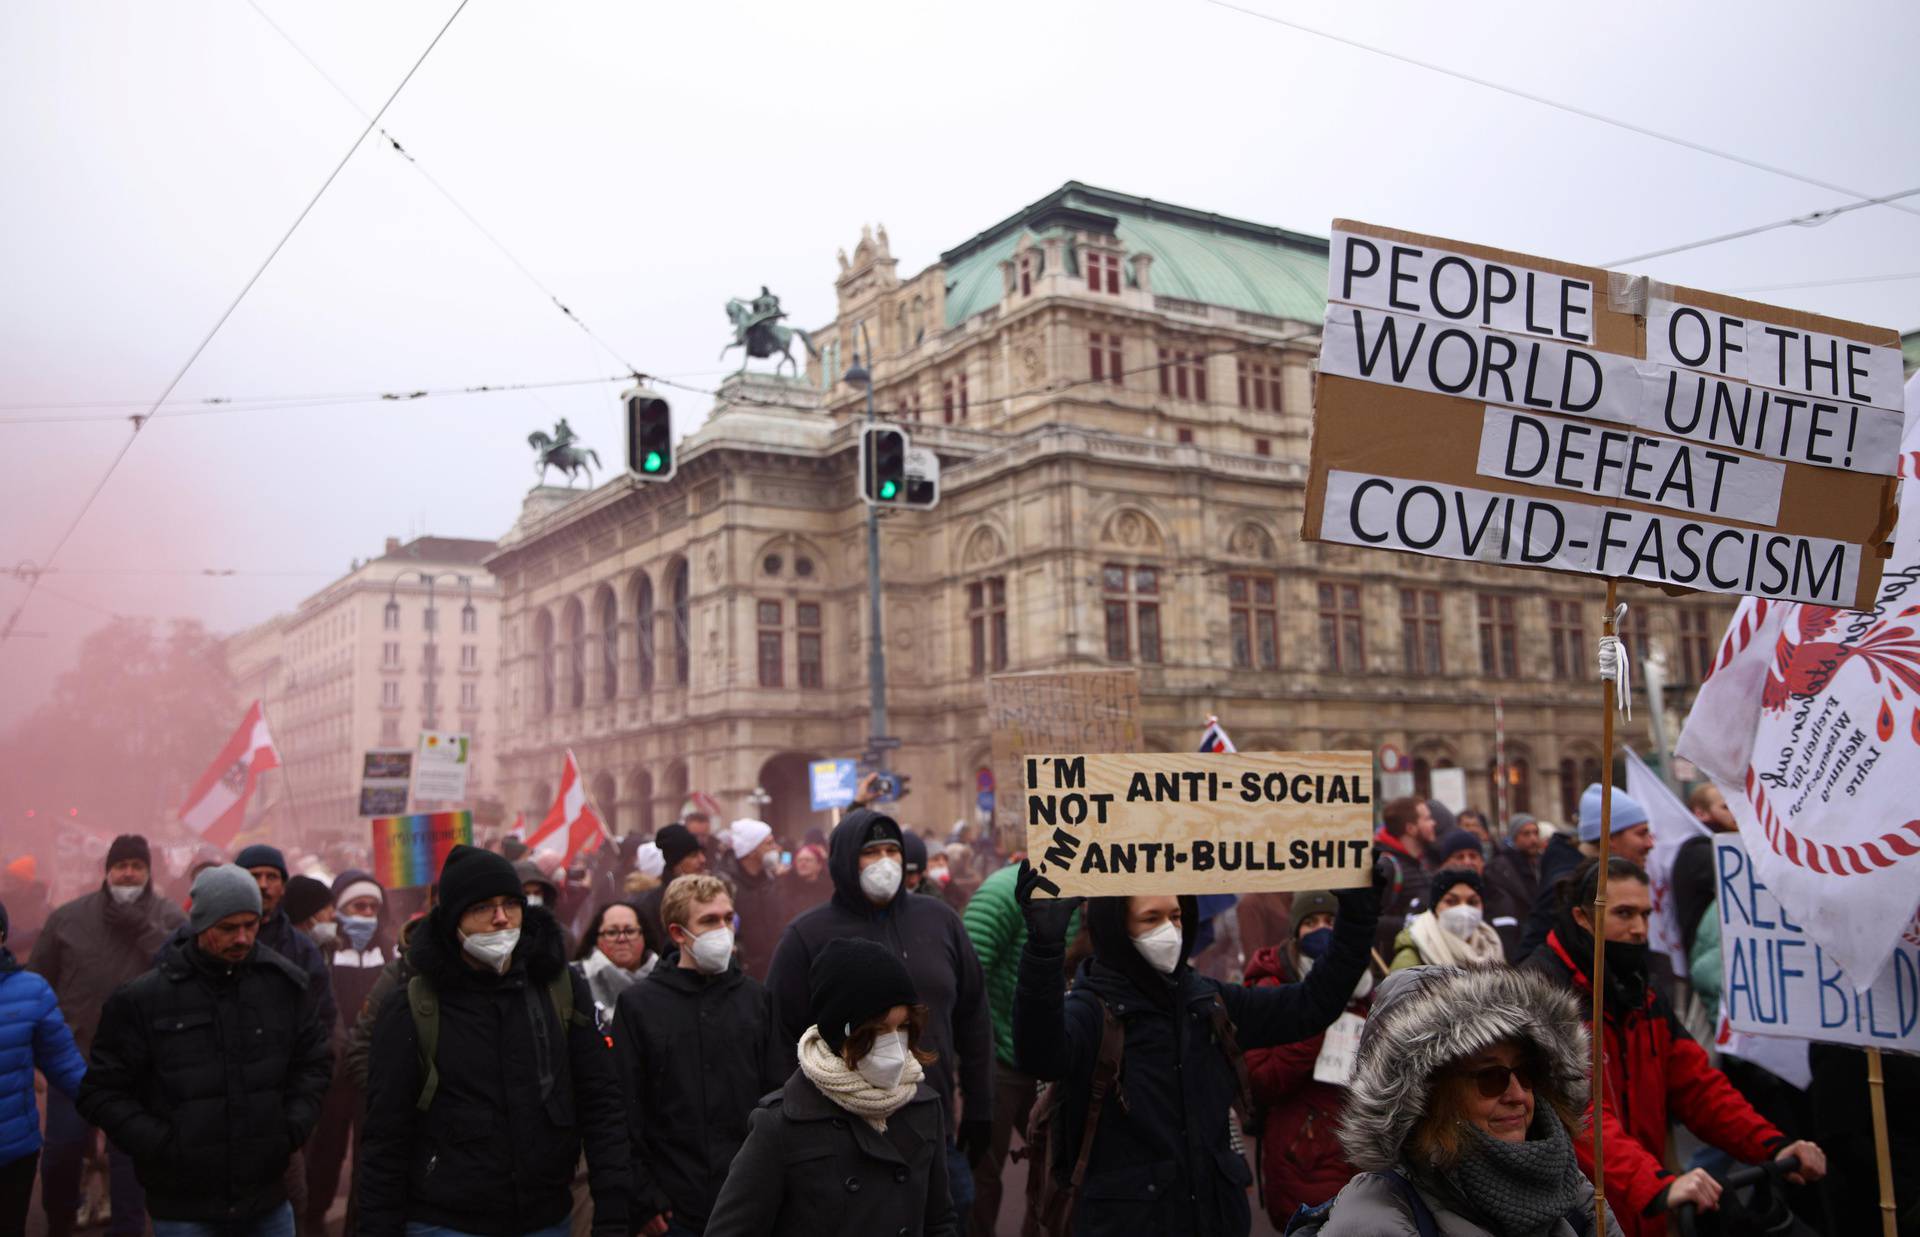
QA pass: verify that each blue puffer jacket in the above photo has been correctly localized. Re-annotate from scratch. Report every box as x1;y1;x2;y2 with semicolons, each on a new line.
1;945;89;1165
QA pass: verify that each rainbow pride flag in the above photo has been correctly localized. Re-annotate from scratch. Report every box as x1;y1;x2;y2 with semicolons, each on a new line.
371;810;473;889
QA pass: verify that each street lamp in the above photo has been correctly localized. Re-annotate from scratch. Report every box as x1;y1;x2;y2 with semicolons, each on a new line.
843;321;888;771
385;570;475;732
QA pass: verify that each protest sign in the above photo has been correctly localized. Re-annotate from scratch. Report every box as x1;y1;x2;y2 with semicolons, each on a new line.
809;759;858;811
1303;222;1900;610
414;731;471;802
1429;767;1468;815
1677;371;1920;991
371;810;473;889
1022;750;1372;897
358;748;412;818
1713;835;1918;1054
1313;1011;1367;1087
989;669;1141;851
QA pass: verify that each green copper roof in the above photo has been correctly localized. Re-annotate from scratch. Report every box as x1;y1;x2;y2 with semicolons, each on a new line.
940;182;1330;328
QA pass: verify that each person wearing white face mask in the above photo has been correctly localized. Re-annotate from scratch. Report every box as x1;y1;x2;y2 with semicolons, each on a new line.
614;876;784;1236
705;937;955;1237
357;845;631;1237
1012;856;1388;1237
764;808;994;1231
1389;867;1506;972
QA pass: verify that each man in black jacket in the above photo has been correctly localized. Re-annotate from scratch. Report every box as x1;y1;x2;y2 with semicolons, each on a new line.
78;863;333;1237
235;844;337;1032
614;874;784;1235
763;809;993;1217
357;845;629;1237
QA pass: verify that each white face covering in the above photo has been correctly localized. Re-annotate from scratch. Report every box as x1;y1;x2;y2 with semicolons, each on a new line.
309;920;338;946
1132;920;1183;974
1438;904;1484;940
461;927;521;974
525;895;545;908
855;1029;911;1090
859;857;902;903
107;883;145;905
686;925;735;975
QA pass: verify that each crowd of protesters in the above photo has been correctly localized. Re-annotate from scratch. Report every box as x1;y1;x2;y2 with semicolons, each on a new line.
1;772;1911;1237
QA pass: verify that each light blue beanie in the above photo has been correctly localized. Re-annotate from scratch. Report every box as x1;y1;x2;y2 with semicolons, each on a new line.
1578;782;1649;842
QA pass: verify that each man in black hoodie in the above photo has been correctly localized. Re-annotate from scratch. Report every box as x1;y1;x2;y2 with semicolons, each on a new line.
357;846;629;1237
614;874;785;1235
763;809;994;1216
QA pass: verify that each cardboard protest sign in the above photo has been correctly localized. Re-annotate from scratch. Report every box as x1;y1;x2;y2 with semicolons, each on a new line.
371;810;473;889
359;748;412;818
1022;751;1372;897
1303;221;1900;610
1713;836;1918;1054
988;670;1141;851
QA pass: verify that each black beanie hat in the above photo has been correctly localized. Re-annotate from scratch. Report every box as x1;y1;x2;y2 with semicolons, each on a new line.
234;843;288;879
1435;828;1484;865
436;844;524;919
105;834;151;870
282;875;332;926
809;937;919;1052
655;824;702;873
1429;865;1485;903
899;830;928;874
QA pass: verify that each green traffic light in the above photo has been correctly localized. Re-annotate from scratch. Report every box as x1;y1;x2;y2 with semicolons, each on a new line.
643;451;664;473
879;480;897;500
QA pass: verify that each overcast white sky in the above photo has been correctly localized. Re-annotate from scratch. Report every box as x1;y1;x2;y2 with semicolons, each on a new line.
3;0;1916;726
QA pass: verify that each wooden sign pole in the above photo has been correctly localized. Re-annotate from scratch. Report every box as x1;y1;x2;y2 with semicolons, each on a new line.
1867;1046;1896;1237
1590;579;1619;1237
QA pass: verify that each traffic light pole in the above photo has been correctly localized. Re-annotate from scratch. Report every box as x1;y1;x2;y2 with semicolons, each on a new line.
857;323;890;773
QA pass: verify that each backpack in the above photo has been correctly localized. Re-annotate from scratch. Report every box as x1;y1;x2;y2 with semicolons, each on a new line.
1019;988;1254;1237
406;969;587;1111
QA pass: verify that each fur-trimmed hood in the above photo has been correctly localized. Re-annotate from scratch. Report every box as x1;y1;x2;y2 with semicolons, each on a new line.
407;901;569;988
1337;964;1589;1171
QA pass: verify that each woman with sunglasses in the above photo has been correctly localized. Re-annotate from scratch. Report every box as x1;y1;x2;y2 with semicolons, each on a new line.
1296;964;1624;1236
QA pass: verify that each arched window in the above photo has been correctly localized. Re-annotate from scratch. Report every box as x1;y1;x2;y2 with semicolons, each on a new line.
1559;758;1579;822
633;571;655;692
671;558;690;687
596;585;618;701
534;610;555;716
633;769;655;837
592;772;618;835
564;598;586;710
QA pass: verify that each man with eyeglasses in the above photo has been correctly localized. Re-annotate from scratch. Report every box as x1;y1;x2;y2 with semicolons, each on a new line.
78;864;333;1237
614;875;783;1236
357;845;629;1237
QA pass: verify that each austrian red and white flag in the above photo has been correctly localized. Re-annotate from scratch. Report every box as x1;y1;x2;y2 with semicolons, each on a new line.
178;701;280;848
1676;369;1920;991
1198;715;1236;754
524;750;606;866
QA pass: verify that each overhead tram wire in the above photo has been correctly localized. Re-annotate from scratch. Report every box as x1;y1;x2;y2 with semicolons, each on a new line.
246;0;648;382
1199;0;1920;224
1724;271;1920;294
0;372;634;425
0;0;473;646
1604;186;1920;266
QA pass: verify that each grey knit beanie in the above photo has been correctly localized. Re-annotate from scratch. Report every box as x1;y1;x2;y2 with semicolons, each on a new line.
189;863;264;934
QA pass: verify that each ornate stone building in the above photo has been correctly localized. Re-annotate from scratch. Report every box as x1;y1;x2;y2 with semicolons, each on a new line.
490;183;1731;844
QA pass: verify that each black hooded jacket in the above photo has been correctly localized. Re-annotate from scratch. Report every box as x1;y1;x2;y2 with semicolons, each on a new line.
77;936;332;1221
763;809;993;1129
356;905;629;1237
612;954;786;1229
1013;891;1378;1237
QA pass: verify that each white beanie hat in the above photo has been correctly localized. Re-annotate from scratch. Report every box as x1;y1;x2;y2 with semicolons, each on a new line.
635;842;665;879
729;818;773;860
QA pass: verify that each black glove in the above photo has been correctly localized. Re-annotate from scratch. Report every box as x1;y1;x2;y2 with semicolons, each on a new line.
957;1117;994;1168
1015;860;1081;950
1332;847;1391;923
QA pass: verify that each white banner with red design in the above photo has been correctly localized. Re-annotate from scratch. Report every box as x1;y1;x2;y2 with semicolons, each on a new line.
1677;371;1920;991
178;700;280;847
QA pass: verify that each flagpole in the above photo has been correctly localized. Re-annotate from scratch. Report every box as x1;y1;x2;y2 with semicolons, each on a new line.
259;700;306;845
1591;580;1618;1237
1868;1047;1896;1237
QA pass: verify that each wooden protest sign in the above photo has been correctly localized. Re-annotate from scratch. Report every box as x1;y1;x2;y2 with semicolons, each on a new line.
1022;751;1373;897
987;670;1141;852
1303;221;1901;610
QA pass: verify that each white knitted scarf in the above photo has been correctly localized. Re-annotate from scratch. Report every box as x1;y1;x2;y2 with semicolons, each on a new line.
796;1024;924;1131
1408;908;1507;969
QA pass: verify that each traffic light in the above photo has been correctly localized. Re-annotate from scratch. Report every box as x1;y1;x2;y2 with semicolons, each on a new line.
860;425;908;504
625;389;674;481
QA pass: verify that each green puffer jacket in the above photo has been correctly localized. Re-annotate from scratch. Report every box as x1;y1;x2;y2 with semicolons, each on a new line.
961;865;1078;1069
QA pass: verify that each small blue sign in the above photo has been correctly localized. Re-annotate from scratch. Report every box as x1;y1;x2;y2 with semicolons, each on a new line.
809;758;859;811
977;790;995;814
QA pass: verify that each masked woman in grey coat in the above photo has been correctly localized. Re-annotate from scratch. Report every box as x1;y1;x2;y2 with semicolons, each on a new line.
1298;965;1624;1237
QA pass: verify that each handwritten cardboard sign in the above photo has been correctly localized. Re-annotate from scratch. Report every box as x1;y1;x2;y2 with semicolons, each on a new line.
1023;751;1373;897
988;670;1141;852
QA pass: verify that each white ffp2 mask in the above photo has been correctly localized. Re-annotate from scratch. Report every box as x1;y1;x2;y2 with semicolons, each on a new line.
860;857;902;903
461;927;520;974
1438;904;1484;940
687;925;735;975
1132;920;1183;974
856;1030;911;1090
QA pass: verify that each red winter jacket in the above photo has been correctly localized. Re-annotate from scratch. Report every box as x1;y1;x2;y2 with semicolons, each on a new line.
1527;929;1782;1237
1244;945;1370;1227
